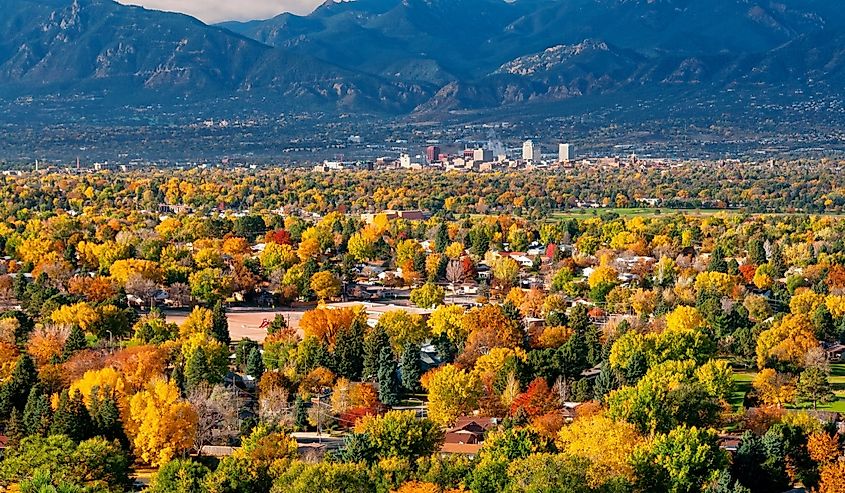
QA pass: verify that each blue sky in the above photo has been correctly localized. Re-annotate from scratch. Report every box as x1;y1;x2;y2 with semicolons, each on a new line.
117;0;325;23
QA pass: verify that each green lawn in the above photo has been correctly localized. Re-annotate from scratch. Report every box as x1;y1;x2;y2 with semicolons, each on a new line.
731;363;845;412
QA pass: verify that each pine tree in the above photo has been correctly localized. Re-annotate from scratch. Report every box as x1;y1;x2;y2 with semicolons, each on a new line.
246;347;265;380
91;391;129;447
211;301;231;346
6;407;23;446
377;347;399;406
593;362;619;401
434;332;456;364
266;314;288;335
62;325;87;360
236;338;259;370
293;395;307;431
0;354;37;420
172;359;186;395
748;237;767;265
434;223;449;253
770;242;785;278
400;343;422;393
50;390;92;442
708;246;728;273
584;325;602;366
363;326;390;382
334;317;365;380
22;385;52;437
185;346;210;390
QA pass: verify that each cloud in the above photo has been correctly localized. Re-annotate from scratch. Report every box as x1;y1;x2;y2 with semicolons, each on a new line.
117;0;323;23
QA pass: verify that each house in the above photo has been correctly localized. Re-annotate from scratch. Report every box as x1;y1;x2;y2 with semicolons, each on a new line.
511;255;534;268
441;417;500;456
824;343;845;362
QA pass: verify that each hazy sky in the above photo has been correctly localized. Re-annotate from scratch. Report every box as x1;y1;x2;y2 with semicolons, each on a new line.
117;0;325;23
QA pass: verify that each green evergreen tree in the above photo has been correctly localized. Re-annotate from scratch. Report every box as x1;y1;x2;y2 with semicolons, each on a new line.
293;395;307;431
50;390;92;442
91;390;129;447
334;317;365;380
22;384;52;437
236;338;259;370
246;347;265;380
377;347;399;406
584;325;602;366
62;325;87;360
434;223;449;253
363;326;390;382
266;314;288;335
211;301;231;345
400;343;422;393
747;237;767;265
434;332;457;364
185;346;210;390
593;363;619;401
6;407;23;446
0;353;38;420
501;300;522;322
770;243;785;278
708;246;728;273
171;359;186;394
813;303;835;341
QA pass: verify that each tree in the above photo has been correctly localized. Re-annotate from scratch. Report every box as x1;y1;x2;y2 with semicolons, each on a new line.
181;333;228;387
427;305;467;348
377;310;429;355
293;395;307;430
607;360;721;434
148;458;211;493
708;246;728;273
300;306;358;348
22;386;52;437
188;267;233;305
246;347;266;380
62;325;87;360
505;453;593;493
755;314;819;370
632;425;728;493
127;379;198;466
377;347;400;406
0;354;37;420
0;435;132;492
89;389;127;447
333;317;365;380
210;300;231;345
556;412;643;488
459;305;523;366
422;364;482;427
400;343;422;393
410;282;445;309
50;390;93;442
310;271;341;301
492;257;520;290
185;345;211;390
354;410;443;462
817;461;845;493
187;384;238;454
797;367;834;409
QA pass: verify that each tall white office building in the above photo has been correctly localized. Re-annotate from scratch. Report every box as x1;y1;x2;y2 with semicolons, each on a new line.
522;140;540;162
558;143;573;162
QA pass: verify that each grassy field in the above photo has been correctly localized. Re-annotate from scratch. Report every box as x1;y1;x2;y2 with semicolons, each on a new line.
731;363;845;413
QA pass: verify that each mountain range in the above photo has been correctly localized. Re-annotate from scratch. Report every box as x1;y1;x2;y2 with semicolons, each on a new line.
1;0;845;119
